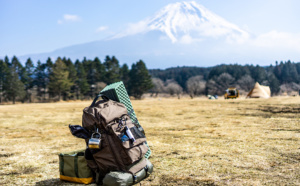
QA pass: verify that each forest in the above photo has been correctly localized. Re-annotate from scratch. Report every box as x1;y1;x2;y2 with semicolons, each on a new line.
0;55;300;104
0;55;152;104
149;61;300;98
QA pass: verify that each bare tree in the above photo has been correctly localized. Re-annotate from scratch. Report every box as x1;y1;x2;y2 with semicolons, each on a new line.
237;75;255;92
165;81;183;99
150;78;165;97
207;73;234;95
280;82;300;95
186;75;206;98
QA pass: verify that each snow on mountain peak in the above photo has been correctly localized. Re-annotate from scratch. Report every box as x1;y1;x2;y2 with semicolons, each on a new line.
111;1;249;44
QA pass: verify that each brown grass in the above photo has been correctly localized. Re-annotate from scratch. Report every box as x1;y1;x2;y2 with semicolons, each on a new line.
0;97;299;185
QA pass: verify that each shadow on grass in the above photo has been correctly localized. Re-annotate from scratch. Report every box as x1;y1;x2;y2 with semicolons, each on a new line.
35;179;63;186
159;175;217;186
36;179;96;186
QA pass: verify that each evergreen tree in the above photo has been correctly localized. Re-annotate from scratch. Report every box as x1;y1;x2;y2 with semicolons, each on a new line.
250;65;267;83
93;57;105;82
75;60;89;99
128;60;153;99
48;57;73;101
281;60;298;83
23;58;35;102
0;60;9;103
34;60;47;99
120;64;130;88
63;58;77;99
45;57;53;99
3;57;26;104
11;56;23;78
4;56;10;67
103;56;120;84
82;59;96;85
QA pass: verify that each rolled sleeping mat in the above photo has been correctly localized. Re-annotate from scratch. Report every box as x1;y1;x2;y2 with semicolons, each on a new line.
102;158;153;186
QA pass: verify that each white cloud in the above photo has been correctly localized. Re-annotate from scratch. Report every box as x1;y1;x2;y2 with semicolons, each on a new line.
58;14;81;24
179;34;203;44
96;26;108;32
251;30;300;51
109;20;149;39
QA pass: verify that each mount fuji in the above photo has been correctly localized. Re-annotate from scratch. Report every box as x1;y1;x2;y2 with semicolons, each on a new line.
19;1;251;68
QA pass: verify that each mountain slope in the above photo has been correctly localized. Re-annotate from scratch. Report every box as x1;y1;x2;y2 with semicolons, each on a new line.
18;1;250;68
110;1;249;43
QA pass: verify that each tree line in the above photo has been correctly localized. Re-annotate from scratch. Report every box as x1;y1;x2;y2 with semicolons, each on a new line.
0;56;153;104
149;61;300;98
1;55;299;103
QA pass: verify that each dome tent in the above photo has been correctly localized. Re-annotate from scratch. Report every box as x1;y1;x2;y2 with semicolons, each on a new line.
246;82;271;98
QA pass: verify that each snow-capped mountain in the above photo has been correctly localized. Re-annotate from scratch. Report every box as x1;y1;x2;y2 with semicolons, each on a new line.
111;1;249;43
18;1;251;68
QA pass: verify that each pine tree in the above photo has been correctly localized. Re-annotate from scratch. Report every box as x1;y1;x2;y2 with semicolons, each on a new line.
4;56;25;104
93;57;106;82
281;60;298;83
120;64;130;88
23;58;35;102
4;56;10;67
0;59;9;103
83;59;96;85
48;57;73;101
63;58;77;99
128;60;153;99
34;60;47;99
75;60;89;99
103;56;120;84
44;58;53;99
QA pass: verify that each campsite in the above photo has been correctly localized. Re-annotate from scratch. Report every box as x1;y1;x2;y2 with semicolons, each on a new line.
1;1;300;185
1;96;299;185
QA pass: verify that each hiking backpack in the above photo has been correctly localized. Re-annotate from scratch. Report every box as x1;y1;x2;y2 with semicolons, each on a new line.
82;98;149;183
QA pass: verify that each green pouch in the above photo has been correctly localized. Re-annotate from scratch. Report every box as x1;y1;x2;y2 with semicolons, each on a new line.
58;150;94;184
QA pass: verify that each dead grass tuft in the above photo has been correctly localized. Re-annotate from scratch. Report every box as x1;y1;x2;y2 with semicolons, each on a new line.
0;97;299;185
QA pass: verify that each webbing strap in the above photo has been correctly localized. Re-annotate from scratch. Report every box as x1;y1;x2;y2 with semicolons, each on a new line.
144;165;148;174
59;155;64;175
90;94;109;107
128;109;134;116
74;155;79;178
132;174;137;184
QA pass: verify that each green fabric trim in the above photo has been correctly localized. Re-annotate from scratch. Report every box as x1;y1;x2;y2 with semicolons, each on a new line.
59;155;64;175
74;155;79;178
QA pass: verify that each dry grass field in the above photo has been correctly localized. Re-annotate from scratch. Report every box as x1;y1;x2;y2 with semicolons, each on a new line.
0;97;299;185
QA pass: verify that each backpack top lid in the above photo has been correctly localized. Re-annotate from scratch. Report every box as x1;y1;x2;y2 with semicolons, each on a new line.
82;99;128;130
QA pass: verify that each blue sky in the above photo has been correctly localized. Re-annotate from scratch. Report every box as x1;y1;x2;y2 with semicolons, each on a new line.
1;0;300;65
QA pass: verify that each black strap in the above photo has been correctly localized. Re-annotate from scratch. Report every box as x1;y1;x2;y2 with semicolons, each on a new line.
132;174;137;184
74;155;79;178
59;155;64;175
90;94;109;107
144;165;148;174
90;95;100;107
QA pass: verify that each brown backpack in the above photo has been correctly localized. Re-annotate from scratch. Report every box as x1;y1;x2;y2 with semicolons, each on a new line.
82;98;149;182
